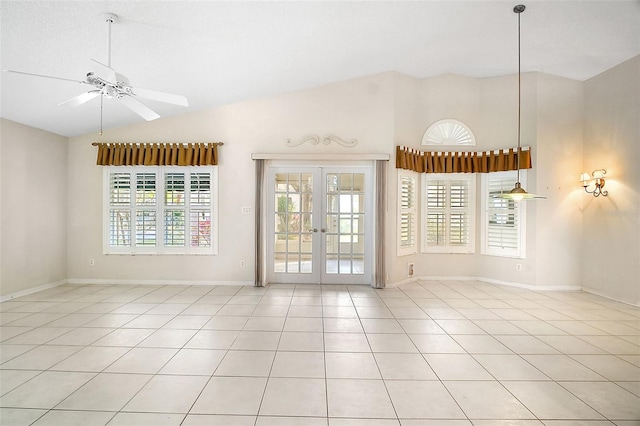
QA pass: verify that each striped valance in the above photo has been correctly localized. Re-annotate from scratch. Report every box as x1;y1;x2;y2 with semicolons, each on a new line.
396;145;532;173
93;142;223;166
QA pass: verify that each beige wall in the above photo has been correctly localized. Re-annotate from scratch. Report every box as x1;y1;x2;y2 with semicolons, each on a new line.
67;73;395;285
534;73;584;289
0;118;68;298
2;56;638;304
582;56;640;304
390;72;585;290
475;73;540;287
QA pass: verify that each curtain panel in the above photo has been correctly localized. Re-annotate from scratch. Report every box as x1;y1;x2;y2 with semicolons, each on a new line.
396;145;532;174
374;160;387;289
93;142;223;166
254;159;265;287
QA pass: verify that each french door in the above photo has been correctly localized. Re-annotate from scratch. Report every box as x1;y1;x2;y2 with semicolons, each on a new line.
266;164;373;285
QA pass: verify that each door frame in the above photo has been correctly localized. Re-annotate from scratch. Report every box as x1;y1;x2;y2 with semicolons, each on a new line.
263;160;375;286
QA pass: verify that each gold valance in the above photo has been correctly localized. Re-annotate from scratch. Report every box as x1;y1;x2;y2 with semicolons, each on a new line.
93;142;223;166
396;145;532;173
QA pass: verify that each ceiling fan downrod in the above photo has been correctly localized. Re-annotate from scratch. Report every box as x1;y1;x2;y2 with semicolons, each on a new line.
103;13;118;68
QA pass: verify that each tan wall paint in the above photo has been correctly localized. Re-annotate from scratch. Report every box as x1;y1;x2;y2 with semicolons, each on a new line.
582;56;640;304
67;73;394;284
1;118;68;297
2;56;638;304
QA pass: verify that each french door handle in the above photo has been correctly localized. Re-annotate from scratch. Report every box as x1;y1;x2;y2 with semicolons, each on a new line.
321;228;326;233
313;228;318;233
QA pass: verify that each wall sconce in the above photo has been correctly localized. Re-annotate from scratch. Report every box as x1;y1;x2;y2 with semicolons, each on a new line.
580;169;608;197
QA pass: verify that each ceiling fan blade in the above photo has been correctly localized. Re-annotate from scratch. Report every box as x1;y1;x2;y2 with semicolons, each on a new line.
3;69;88;85
130;86;189;107
58;90;101;108
90;58;117;83
118;95;160;121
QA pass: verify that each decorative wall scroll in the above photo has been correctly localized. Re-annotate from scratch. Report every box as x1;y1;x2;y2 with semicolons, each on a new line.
286;134;358;148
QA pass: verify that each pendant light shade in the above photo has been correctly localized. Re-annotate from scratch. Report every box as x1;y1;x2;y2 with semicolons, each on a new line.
500;182;546;201
494;4;545;201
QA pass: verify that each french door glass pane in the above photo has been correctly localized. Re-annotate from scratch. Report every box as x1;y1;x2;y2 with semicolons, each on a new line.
273;172;313;274
325;173;364;275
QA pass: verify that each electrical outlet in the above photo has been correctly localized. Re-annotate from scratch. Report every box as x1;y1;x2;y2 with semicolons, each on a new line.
516;263;522;271
89;258;95;266
241;207;252;214
240;260;246;268
407;262;415;277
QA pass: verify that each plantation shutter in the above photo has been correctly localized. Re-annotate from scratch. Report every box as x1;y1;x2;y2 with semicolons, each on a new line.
423;175;475;253
189;172;212;248
398;171;417;255
108;172;132;248
104;166;217;255
449;180;470;246
135;172;158;248
425;180;446;246
487;174;520;254
164;172;186;247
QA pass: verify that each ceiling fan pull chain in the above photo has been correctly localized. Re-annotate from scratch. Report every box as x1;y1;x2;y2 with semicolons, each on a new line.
100;95;104;136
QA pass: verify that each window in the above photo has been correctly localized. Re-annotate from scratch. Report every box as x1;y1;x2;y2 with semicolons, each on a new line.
481;171;526;258
104;166;217;255
421;174;475;253
397;170;418;256
422;119;476;146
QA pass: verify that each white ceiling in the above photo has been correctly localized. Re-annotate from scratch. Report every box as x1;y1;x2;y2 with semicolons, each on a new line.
1;1;638;137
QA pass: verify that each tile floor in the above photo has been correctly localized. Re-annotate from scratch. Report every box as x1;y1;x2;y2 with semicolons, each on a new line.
1;280;639;425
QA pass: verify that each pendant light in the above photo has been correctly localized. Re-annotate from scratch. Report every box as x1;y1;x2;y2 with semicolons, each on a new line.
495;4;545;201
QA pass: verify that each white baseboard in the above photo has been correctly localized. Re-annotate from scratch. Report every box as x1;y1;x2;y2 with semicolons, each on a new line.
0;280;66;303
387;275;475;287
66;278;254;287
477;277;581;292
387;275;582;292
3;277;634;307
581;286;640;308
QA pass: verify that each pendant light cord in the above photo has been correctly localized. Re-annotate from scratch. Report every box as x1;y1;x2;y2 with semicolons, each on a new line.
516;5;523;184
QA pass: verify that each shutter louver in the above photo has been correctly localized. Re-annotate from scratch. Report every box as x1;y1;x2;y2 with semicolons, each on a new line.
426;180;446;246
450;180;469;246
398;173;417;255
423;175;474;253
164;173;185;247
487;174;520;253
190;173;211;206
190;172;212;247
108;172;132;247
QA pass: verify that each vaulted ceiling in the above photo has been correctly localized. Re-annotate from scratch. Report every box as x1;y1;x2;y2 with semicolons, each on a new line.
1;1;638;137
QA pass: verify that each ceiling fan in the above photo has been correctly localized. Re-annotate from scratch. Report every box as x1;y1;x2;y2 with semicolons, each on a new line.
3;13;188;126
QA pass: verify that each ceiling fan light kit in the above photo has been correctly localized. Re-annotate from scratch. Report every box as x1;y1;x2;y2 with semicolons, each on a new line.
3;12;188;133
